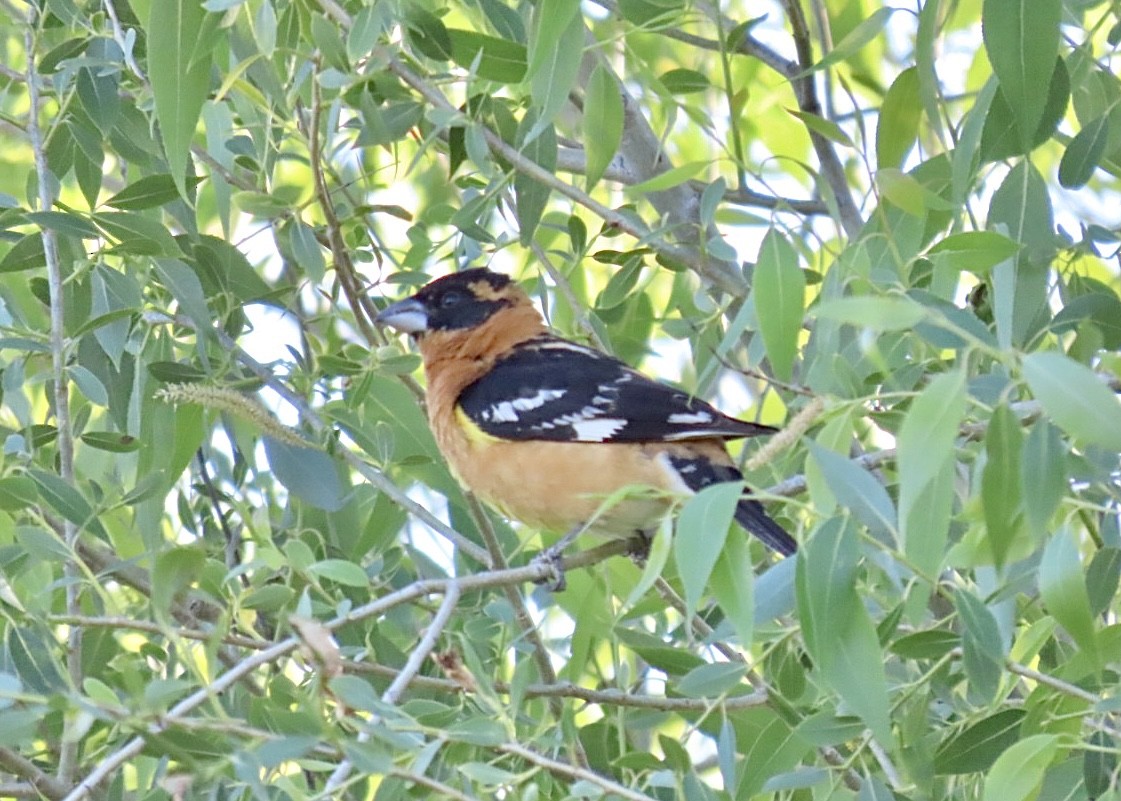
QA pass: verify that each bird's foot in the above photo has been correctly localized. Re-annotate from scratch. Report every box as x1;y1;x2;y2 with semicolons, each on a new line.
531;524;585;592
625;532;652;568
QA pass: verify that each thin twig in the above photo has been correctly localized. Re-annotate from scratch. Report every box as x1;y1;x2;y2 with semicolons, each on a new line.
144;310;493;566
47;612;766;711
778;0;863;238
25;22;82;786
324;581;463;791
102;0;145;81
498;742;660;801
0;747;69;800
63;542;628;800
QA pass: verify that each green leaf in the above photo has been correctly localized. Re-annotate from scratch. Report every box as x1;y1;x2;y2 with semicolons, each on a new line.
674;661;747;697
1039;528;1098;666
1058;115;1109;189
927;231;1020;275
526;3;583;137
514;111;556;245
93;211;182;256
1084;732;1117;798
0;476;38;511
710;527;753;647
988;162;1055;348
674;482;740;621
877;67;922;169
1086;548;1121;618
807;442;897;541
788;109;854;149
69;365;109;407
1021;351;1121;452
27;469;107;540
584;64;623;191
154;258;211;329
982;0;1060;150
152;546;205;621
191;235;272;302
263;437;345;511
284;219;326;284
901;460;954;577
659;68;708;94
796;518;892;742
145;0;214;197
404;6;452;61
934;709;1026;775
876;168;952;216
981;735;1060;801
897;369;965;557
0;234;46;273
809;7;895;74
231;190;292;219
812;296;925;331
447;29;527;83
955;588;1004;702
79;431;141;453
753;229;804;382
106;174;203;210
979;58;1069;162
890;629;959;660
307;559;369;588
23;210;99;239
147;361;208;383
981;404;1023;566
625;161;709;196
796;712;866;747
7;627;67;694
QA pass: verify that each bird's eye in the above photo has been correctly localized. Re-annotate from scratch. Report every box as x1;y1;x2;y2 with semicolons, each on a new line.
440;291;465;308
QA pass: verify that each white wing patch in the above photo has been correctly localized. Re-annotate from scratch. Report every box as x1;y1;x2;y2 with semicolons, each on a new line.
482;388;568;423
667;411;713;425
571;417;628;441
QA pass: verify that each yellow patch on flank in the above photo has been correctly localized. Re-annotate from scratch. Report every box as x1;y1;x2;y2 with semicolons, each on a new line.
454;405;502;445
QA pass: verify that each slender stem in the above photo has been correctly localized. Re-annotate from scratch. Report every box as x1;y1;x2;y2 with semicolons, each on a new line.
323;582;463;791
0;747;69;800
63;542;628;800
497;742;660;801
24;21;82;786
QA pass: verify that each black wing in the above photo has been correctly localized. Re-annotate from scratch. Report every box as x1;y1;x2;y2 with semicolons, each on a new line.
458;337;776;443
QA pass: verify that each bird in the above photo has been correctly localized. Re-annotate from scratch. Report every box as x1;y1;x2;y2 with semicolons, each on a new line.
374;268;796;576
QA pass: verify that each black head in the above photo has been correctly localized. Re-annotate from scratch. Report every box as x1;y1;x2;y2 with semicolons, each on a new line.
375;269;522;335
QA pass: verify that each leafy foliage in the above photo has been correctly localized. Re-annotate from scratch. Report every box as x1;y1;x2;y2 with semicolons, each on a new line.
0;0;1119;798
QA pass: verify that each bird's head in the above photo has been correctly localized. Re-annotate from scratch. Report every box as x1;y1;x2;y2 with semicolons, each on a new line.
375;269;546;360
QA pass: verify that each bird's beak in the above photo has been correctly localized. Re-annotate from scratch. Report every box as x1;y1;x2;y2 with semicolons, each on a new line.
375;297;429;334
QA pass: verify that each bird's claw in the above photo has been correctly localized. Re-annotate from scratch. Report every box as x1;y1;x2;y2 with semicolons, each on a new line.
531;524;585;592
532;545;568;592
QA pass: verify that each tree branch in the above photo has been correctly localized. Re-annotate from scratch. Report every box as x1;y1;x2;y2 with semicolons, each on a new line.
63;542;629;799
0;747;69;801
24;22;82;785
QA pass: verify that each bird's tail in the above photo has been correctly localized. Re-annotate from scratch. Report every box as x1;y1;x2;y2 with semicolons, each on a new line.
735;498;797;556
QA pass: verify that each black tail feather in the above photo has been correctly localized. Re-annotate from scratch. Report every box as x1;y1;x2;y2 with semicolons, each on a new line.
666;451;796;556
734;498;797;556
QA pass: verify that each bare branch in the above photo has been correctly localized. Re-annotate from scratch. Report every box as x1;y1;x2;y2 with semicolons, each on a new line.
24;22;82;785
0;747;69;800
498;742;660;801
63;542;629;799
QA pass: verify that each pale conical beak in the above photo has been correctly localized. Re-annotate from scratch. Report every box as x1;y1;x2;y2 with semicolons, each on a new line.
375;297;429;334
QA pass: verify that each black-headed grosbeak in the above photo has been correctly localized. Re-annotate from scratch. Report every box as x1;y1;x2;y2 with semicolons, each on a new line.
375;268;796;559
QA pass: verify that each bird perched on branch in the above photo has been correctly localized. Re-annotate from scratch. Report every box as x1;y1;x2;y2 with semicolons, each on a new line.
375;269;795;575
